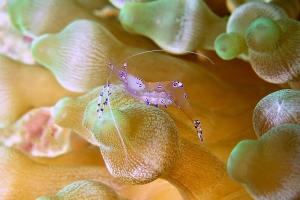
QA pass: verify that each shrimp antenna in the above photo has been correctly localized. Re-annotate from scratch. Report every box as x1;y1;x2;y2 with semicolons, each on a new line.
106;58;120;76
105;72;129;167
122;49;215;65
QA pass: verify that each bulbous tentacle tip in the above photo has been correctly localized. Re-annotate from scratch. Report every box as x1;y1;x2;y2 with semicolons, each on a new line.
246;17;281;53
119;1;164;46
30;19;119;93
119;0;226;53
89;102;180;184
214;32;246;60
228;123;300;200
253;89;300;137
226;2;288;36
247;18;300;85
227;139;257;184
30;34;54;66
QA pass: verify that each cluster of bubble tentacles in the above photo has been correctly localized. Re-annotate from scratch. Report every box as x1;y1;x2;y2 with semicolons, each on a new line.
0;0;299;199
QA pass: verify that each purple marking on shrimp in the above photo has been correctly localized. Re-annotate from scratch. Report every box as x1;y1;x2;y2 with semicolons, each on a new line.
120;72;126;79
157;82;162;89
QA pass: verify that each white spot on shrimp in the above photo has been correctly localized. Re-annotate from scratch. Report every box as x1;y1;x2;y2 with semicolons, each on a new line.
178;82;184;88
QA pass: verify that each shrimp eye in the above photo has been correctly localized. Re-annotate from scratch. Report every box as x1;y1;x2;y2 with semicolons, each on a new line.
173;81;179;87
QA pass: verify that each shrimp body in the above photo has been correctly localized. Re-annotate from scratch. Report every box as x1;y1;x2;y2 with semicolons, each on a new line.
140;91;174;108
123;74;146;96
100;61;204;142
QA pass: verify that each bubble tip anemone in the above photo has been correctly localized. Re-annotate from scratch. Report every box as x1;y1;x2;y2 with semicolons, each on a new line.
246;17;281;53
228;124;300;199
214;32;246;60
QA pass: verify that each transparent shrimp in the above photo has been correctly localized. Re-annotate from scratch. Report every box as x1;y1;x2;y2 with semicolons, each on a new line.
97;50;214;142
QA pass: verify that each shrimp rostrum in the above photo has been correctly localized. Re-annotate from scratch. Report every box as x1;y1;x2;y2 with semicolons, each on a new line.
97;61;204;142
